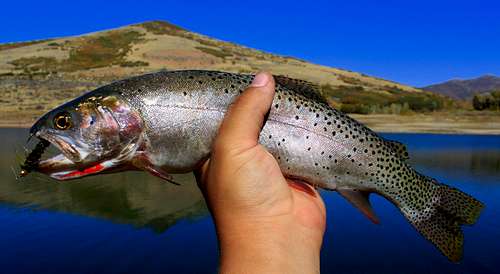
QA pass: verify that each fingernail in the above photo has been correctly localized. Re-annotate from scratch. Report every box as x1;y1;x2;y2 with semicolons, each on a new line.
250;72;269;87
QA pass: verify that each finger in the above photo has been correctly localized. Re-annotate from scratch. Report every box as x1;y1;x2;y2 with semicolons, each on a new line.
214;72;275;153
287;180;318;198
194;159;210;190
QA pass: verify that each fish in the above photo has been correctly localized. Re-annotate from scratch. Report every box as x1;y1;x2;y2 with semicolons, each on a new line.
21;70;483;261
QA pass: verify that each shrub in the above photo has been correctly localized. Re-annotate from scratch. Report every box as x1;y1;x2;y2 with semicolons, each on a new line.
9;56;58;74
473;92;500;110
321;84;446;113
120;60;149;67
65;30;145;71
0;39;50;51
194;46;232;59
139;21;186;36
340;103;371;114
395;93;443;112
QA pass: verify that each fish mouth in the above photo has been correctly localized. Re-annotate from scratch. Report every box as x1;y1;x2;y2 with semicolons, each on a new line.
26;133;108;181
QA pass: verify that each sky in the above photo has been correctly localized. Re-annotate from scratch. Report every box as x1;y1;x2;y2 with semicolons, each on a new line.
1;0;499;87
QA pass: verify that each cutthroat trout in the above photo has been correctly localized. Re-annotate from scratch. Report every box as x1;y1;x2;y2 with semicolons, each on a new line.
21;70;483;261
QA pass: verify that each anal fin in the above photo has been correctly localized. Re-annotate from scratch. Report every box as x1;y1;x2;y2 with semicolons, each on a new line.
338;188;379;224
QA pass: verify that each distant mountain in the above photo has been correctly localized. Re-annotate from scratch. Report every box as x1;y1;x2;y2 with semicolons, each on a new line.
423;75;500;100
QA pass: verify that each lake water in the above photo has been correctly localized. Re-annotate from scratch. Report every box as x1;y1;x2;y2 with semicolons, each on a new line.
0;128;499;274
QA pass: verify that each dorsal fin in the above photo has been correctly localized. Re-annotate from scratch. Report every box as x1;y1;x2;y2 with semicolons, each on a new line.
338;188;379;224
384;139;409;161
274;75;329;105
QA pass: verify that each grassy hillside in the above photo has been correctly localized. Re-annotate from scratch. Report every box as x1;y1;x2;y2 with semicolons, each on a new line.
0;20;449;127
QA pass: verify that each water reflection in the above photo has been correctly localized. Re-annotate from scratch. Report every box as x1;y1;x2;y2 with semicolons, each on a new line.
0;128;207;232
0;129;499;273
410;150;500;182
1;129;499;231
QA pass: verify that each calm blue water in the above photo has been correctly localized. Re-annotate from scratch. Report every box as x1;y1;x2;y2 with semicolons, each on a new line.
0;128;499;274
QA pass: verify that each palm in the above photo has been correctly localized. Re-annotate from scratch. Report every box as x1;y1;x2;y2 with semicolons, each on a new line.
211;144;326;235
287;178;327;233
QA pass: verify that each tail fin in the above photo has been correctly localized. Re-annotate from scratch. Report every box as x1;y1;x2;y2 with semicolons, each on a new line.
397;177;483;262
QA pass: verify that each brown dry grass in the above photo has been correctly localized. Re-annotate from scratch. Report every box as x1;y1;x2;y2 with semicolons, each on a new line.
351;112;500;134
1;20;496;134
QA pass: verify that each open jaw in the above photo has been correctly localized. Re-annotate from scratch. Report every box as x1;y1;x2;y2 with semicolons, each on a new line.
27;137;117;181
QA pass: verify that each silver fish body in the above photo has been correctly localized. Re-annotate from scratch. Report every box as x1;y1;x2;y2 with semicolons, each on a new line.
26;70;483;261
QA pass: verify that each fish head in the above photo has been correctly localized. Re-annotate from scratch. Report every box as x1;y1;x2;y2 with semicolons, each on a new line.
29;92;144;180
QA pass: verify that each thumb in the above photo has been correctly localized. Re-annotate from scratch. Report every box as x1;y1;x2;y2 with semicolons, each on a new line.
214;72;275;153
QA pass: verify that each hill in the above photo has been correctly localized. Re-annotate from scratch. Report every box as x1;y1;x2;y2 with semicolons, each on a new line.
423;75;500;100
0;20;446;127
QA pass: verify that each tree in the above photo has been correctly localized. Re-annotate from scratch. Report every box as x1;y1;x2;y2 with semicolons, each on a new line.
472;94;484;110
472;92;500;111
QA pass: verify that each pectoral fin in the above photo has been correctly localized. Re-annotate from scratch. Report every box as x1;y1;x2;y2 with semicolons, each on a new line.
133;153;180;185
143;165;180;185
338;188;379;224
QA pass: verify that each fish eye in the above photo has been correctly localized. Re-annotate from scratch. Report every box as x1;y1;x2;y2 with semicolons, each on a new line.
53;112;72;130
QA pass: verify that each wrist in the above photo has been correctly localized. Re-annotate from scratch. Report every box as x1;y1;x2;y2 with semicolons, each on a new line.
215;216;322;274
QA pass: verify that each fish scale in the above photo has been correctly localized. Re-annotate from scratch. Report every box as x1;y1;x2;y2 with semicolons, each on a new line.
23;70;483;262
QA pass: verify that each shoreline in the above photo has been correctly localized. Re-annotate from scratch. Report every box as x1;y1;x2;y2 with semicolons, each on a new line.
2;113;500;135
351;114;500;135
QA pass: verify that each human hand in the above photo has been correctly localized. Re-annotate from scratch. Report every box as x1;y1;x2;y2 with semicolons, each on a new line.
195;72;326;274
